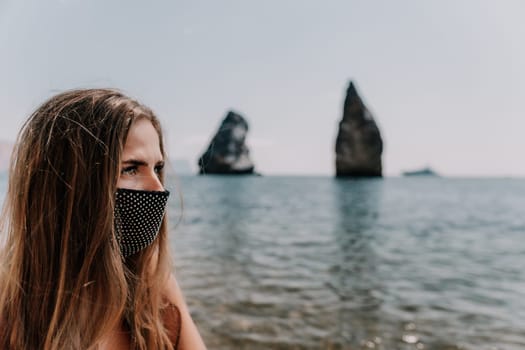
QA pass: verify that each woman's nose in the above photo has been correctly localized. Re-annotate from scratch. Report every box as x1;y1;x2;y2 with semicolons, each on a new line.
143;171;164;192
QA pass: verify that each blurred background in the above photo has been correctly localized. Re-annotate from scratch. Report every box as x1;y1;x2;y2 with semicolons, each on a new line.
2;1;525;349
1;0;525;177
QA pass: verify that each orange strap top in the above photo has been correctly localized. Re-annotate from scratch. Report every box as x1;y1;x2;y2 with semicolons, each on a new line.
161;303;181;349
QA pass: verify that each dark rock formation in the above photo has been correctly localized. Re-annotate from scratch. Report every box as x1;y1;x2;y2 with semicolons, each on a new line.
335;82;383;177
198;111;255;175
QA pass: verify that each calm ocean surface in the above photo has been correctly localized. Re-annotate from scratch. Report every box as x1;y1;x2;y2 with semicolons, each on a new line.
1;175;524;349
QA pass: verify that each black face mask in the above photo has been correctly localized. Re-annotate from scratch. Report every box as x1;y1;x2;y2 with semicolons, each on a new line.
114;188;170;257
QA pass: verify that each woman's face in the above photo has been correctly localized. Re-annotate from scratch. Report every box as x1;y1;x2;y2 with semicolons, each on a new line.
117;118;165;191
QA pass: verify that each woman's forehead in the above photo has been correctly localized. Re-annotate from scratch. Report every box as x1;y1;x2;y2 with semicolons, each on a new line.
122;119;163;160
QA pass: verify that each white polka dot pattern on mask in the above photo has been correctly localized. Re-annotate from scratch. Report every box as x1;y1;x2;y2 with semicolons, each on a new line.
114;188;170;257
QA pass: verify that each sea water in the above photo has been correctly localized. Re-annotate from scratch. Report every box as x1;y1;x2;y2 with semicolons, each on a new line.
169;176;524;350
1;175;524;349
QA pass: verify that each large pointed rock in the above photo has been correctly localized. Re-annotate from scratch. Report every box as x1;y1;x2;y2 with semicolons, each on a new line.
335;82;383;177
198;111;255;175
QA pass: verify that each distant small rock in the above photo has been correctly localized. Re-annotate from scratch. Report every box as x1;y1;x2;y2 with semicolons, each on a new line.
335;81;383;177
198;111;255;175
402;167;439;177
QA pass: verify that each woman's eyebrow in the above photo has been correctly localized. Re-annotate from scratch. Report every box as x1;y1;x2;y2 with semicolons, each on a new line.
122;159;165;166
122;159;148;166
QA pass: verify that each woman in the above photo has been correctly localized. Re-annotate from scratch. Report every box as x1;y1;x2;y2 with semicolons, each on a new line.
0;89;207;349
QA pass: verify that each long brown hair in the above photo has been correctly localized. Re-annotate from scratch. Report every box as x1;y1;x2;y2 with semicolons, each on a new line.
0;89;173;349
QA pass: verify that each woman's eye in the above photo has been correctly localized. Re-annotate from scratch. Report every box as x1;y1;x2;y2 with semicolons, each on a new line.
121;166;137;176
154;164;164;175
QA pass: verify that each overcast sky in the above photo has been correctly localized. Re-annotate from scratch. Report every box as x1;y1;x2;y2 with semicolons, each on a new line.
2;0;524;176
